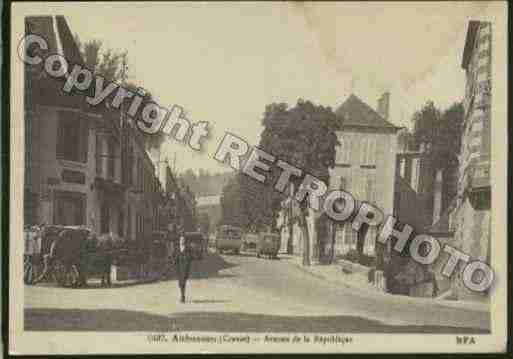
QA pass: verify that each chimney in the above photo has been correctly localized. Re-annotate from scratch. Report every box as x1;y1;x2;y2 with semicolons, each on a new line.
377;91;390;120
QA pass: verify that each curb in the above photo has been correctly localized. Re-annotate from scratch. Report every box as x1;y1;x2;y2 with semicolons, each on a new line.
288;258;490;313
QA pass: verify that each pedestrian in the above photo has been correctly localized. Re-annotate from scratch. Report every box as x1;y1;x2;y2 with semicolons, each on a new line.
173;234;193;303
101;235;113;287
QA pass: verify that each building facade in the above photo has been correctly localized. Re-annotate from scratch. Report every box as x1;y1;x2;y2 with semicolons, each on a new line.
330;93;401;258
24;16;163;247
451;21;492;300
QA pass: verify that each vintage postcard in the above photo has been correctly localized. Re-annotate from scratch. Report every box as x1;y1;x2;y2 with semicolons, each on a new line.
9;1;508;355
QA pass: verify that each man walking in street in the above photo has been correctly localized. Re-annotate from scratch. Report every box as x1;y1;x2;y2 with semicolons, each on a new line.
100;235;113;287
173;234;193;303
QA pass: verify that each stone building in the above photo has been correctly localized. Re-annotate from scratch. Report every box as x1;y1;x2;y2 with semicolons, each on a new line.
450;21;492;301
329;93;401;258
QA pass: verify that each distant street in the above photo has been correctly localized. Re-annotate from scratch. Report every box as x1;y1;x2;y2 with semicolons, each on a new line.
25;251;490;333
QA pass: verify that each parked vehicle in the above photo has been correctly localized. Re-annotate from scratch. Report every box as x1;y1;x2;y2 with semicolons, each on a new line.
184;231;207;260
28;225;96;287
242;233;259;252
28;225;144;287
256;232;281;259
215;225;243;254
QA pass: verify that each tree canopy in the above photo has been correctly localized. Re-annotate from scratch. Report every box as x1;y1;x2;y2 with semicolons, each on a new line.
219;99;341;264
411;101;464;170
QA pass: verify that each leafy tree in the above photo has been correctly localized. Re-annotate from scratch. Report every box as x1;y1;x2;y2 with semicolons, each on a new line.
412;101;441;149
75;35;166;151
219;176;245;228
256;99;340;266
411;101;463;169
411;101;464;211
74;35;128;83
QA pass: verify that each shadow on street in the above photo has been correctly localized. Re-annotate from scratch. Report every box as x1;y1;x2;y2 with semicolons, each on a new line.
25;308;490;333
29;252;238;289
187;252;238;279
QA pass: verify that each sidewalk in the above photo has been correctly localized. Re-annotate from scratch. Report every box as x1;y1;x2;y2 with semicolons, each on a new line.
284;255;490;313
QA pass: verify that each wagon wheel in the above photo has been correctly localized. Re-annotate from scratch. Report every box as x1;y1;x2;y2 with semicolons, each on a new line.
24;256;33;284
69;265;80;288
53;260;67;286
53;261;79;287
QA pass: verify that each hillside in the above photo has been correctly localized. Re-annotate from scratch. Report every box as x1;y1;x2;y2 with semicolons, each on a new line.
180;170;234;197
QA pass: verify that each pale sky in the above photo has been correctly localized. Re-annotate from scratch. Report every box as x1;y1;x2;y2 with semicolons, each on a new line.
53;2;496;173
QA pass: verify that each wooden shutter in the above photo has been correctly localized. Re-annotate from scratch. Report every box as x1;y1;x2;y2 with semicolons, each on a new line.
56;112;66;159
80;115;89;163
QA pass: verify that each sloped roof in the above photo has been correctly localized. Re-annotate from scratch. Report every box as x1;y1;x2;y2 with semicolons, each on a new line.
335;94;400;130
25;16;88;110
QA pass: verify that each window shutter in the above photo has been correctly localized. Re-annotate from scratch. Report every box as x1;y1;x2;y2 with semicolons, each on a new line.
337;138;344;164
370;136;376;164
345;137;351;163
56;113;65;159
80;116;89;163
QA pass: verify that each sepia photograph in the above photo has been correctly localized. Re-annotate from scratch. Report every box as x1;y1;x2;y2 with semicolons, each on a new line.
8;1;508;355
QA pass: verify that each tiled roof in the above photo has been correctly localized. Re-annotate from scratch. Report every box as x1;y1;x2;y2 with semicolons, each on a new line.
335;94;400;130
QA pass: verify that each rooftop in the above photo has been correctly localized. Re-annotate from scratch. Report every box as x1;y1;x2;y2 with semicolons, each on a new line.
335;94;401;131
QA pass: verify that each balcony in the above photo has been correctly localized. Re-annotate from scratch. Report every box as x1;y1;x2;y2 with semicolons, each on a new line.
93;176;127;198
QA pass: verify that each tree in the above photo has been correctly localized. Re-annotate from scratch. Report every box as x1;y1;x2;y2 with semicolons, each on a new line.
219;176;245;228
75;35;166;151
411;101;463;169
412;101;441;150
411;101;464;211
257;99;340;266
74;35;128;83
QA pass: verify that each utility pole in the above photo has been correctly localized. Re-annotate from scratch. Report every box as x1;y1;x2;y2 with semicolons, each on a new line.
287;184;294;254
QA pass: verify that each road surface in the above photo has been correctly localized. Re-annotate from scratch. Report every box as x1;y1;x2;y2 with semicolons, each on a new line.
25;251;490;332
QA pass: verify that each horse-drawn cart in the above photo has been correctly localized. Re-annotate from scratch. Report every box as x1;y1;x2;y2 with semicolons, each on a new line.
26;225;130;287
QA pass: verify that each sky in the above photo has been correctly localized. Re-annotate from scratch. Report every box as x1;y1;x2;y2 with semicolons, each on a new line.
49;2;496;174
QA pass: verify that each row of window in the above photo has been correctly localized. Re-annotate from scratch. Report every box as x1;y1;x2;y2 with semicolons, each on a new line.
335;136;377;165
337;173;376;204
55;111;160;196
335;224;377;256
100;202;160;237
